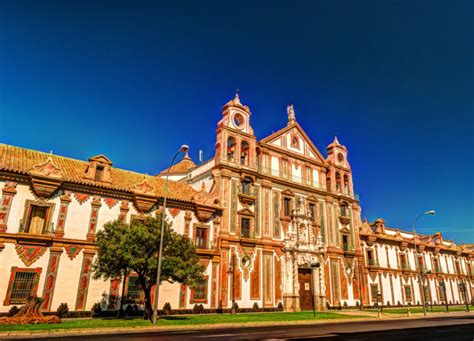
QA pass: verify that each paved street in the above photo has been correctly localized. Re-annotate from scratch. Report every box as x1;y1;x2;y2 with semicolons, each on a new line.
6;315;473;340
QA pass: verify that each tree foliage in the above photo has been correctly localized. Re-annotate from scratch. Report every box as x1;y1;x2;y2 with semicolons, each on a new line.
93;214;205;320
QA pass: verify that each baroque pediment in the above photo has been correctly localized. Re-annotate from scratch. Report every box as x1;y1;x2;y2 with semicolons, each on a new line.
29;157;63;197
260;122;325;162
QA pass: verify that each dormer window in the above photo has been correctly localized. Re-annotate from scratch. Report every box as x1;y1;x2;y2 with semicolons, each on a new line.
85;154;113;183
95;165;104;181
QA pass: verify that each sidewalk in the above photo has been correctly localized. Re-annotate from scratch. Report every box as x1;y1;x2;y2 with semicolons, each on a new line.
0;310;472;339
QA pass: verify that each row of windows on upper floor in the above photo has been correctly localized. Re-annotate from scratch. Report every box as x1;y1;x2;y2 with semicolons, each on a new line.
225;137;354;197
365;248;473;276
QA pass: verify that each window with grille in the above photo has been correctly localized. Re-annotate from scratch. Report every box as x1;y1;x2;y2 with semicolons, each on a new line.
370;284;379;303
9;270;39;305
126;275;144;304
404;285;412;302
25;205;48;234
192;278;208;302
195;227;207;248
438;283;446;302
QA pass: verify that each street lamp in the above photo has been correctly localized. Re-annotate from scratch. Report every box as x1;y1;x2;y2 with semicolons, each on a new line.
412;210;436;317
152;145;189;325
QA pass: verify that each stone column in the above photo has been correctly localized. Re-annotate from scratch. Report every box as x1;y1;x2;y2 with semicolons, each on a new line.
41;247;63;311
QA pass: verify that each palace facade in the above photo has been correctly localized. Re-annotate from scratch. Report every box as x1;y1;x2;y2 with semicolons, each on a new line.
0;95;472;313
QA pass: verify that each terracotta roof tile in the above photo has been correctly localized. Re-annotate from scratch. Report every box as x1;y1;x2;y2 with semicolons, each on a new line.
159;157;196;175
0;144;198;202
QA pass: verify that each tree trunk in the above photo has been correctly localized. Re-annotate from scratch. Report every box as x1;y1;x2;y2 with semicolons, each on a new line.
143;286;152;321
118;270;127;318
138;276;153;321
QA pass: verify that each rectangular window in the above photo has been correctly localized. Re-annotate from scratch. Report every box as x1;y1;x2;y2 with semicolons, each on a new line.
309;203;316;222
241;217;251;238
438;283;446;302
25;205;48;234
370;284;379;303
418;256;424;271
95;165;104;181
404;285;412;302
342;235;349;251
195;226;208;248
126;275;144;304
400;254;407;269
4;268;41;305
367;250;377;266
241;180;251;195
283;198;291;217
192;278;208;302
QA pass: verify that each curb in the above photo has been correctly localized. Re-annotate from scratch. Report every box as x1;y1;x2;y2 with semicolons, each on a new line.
0;311;471;339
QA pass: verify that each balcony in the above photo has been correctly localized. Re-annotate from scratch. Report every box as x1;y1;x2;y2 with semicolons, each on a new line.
194;238;213;250
18;220;55;236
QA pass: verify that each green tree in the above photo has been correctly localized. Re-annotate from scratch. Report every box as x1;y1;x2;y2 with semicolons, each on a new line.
93;215;205;320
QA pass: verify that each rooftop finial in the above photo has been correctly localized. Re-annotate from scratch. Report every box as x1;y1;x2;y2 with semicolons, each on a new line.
233;89;241;105
287;104;296;124
334;136;340;145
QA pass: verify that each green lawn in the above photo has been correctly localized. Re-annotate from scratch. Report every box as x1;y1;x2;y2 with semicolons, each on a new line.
367;305;473;314
0;311;368;333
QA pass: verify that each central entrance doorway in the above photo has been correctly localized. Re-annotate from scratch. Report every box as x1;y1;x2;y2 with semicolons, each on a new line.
298;268;314;311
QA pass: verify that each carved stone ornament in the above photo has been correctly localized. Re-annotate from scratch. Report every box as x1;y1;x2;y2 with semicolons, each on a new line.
64;244;83;260
15;245;47;267
104;198;118;209
132;178;157;213
29;157;63;197
74;193;90;205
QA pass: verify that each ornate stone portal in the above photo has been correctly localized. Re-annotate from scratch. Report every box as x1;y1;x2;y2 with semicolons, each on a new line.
283;198;326;311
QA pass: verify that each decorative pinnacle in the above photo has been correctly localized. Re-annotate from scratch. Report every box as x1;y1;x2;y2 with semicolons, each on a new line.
287;104;296;124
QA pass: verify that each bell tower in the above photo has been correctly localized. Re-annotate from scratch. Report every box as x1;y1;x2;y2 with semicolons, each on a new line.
215;92;257;169
326;137;353;196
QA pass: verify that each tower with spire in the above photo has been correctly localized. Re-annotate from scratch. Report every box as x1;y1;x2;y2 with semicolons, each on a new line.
215;91;257;169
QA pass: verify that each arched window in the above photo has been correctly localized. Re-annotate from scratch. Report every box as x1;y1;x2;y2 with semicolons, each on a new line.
343;174;349;195
240;140;249;165
335;172;341;192
227;136;236;161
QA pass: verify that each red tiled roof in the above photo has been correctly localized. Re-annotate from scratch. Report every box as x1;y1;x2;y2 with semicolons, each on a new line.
0;144;198;202
159;157;196;175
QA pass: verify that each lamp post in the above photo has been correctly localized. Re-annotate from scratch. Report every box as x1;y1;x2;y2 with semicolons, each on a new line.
412;210;436;317
152;145;189;325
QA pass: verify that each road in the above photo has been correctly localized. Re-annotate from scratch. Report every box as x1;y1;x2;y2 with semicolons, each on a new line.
6;315;474;340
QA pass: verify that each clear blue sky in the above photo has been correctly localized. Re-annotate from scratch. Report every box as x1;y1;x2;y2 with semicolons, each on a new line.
0;1;472;243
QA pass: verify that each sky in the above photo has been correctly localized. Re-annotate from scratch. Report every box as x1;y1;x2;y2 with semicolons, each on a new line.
0;1;472;243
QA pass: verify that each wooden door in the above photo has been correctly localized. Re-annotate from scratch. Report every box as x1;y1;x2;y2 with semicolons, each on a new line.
298;268;314;310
